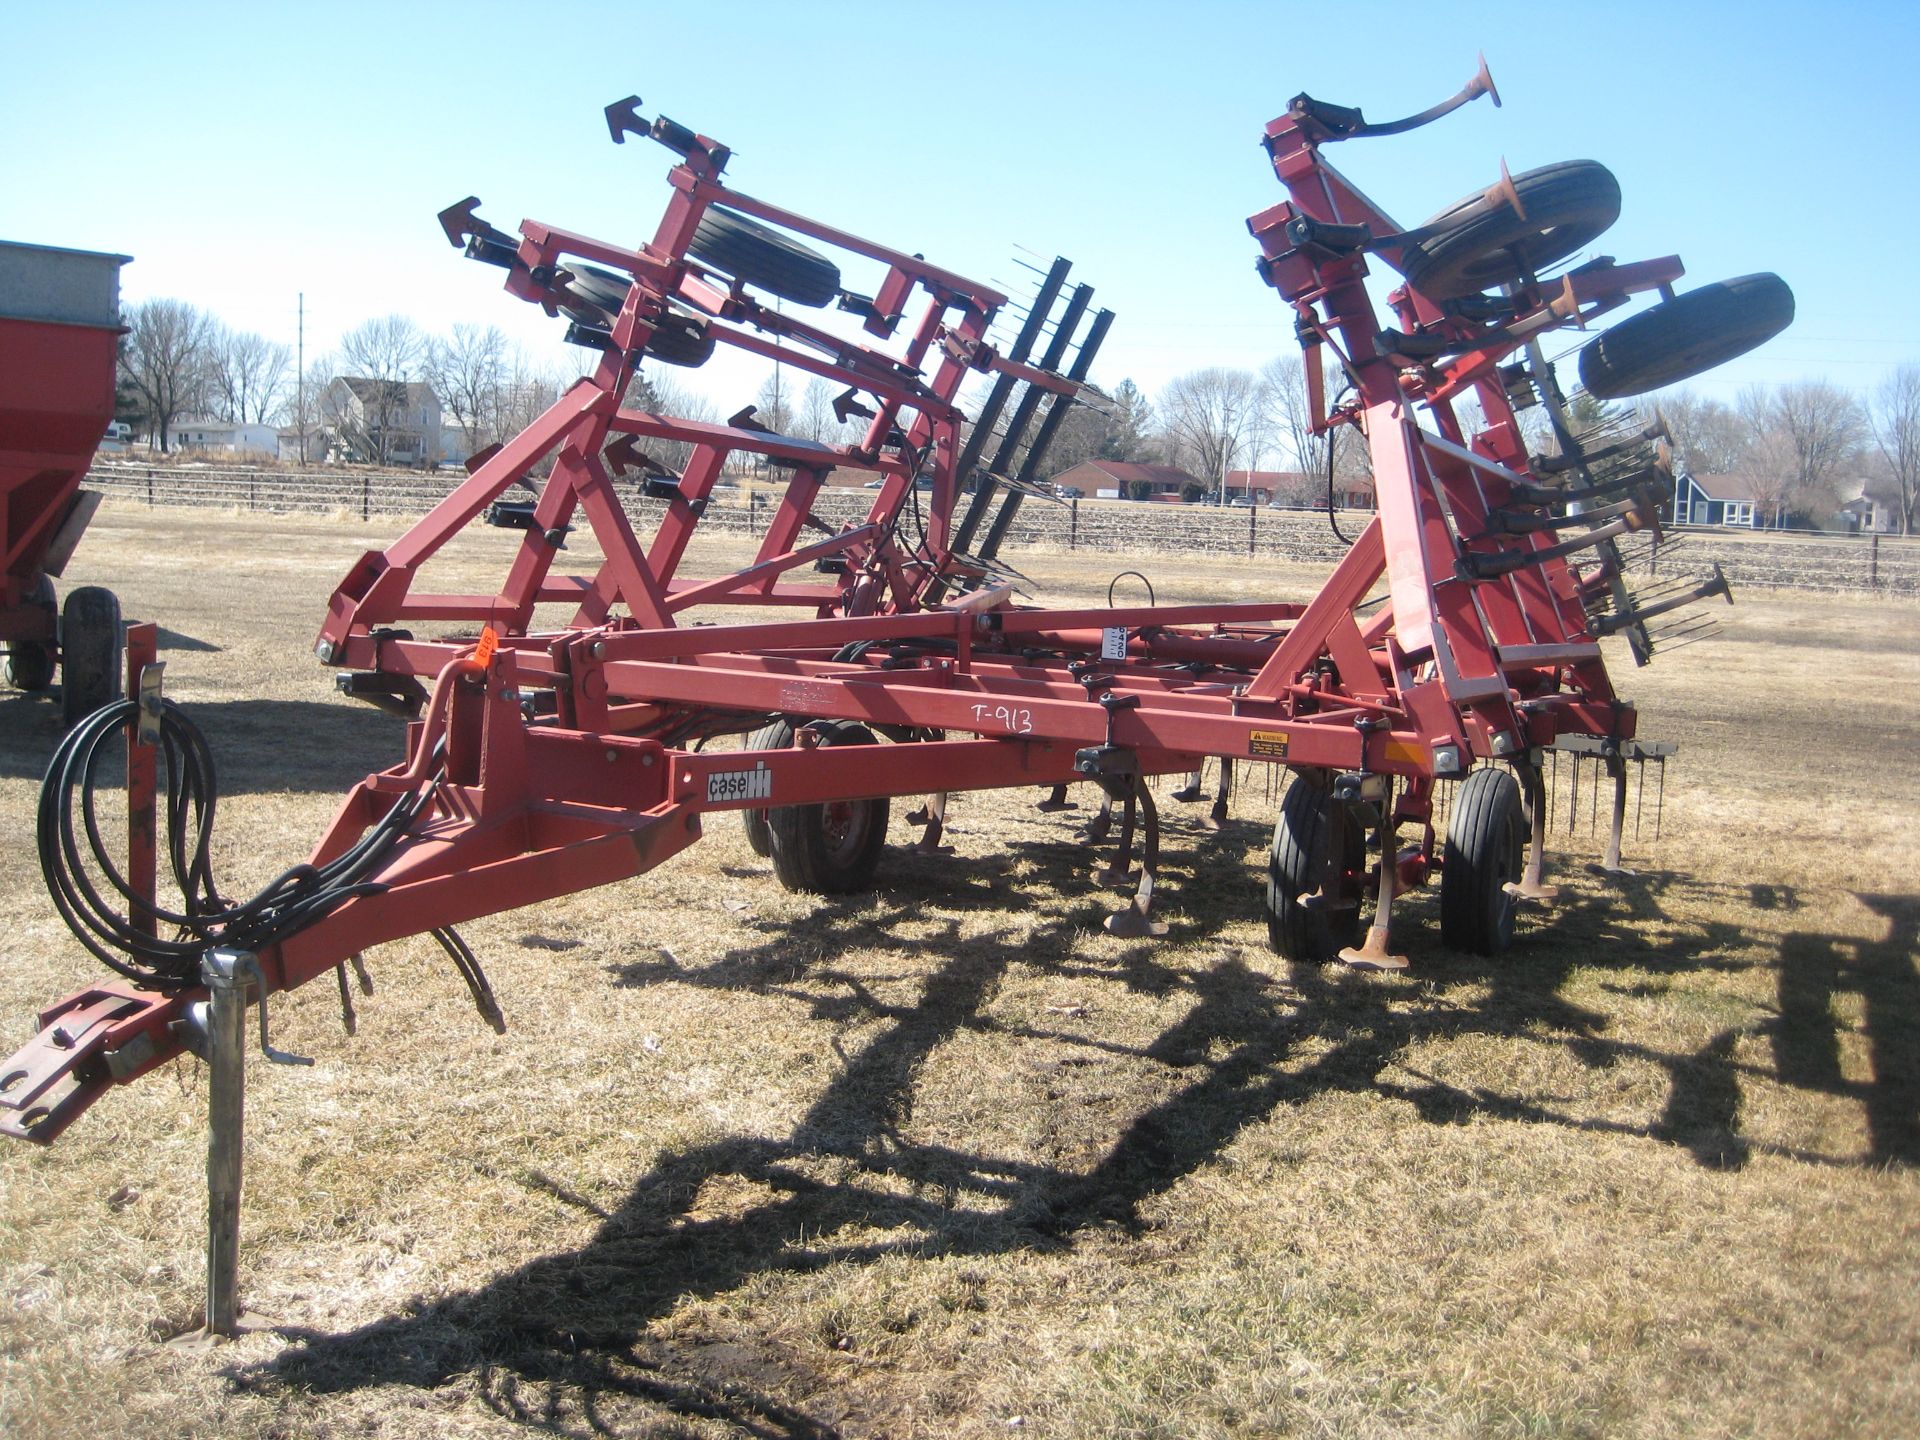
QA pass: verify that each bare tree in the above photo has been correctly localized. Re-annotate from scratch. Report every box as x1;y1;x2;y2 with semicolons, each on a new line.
118;299;214;453
424;323;508;457
1259;353;1345;476
1869;363;1920;535
207;326;291;425
1644;388;1748;478
333;315;427;464
1734;387;1799;528
283;358;334;464
1773;379;1863;519
1157;367;1261;501
753;369;793;435
795;379;845;445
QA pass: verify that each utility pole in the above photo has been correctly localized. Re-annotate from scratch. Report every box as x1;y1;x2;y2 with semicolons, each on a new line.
297;293;306;466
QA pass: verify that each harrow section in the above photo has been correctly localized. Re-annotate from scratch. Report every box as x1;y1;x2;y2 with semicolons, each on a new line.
1;67;1790;1333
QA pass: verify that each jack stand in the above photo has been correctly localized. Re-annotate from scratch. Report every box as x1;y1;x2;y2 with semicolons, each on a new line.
1595;753;1634;876
1338;828;1409;971
1169;767;1205;803
1509;760;1560;901
1035;783;1074;813
202;947;249;1338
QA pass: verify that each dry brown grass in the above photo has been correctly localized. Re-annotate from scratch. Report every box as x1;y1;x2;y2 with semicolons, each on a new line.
2;502;1917;1439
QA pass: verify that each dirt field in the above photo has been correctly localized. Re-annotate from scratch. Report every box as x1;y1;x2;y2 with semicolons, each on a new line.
2;503;1916;1439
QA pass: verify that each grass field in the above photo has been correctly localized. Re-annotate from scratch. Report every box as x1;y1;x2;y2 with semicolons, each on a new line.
2;503;1916;1439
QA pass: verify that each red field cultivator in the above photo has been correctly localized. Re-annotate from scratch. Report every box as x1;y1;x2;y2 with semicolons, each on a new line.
0;240;129;726
1;65;1789;1331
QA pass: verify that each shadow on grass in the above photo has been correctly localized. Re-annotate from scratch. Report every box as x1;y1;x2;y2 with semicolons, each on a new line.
235;807;1919;1433
1770;891;1920;1166
0;695;404;793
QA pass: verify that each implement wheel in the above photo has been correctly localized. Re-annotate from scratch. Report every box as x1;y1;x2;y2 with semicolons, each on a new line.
689;207;842;308
1578;273;1795;399
1400;160;1621;301
1265;770;1367;963
1440;767;1525;955
767;721;889;894
741;716;797;858
5;576;57;692
59;585;123;729
558;265;717;368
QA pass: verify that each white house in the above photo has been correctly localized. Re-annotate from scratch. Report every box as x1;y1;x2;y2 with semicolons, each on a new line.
319;377;444;467
1835;476;1904;534
172;419;280;457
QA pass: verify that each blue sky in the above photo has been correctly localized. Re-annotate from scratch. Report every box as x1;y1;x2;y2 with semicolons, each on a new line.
5;1;1915;411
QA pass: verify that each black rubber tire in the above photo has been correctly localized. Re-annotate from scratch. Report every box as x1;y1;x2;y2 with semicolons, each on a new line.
1265;770;1367;963
5;575;57;692
689;207;841;308
1400;160;1621;301
59;585;123;730
560;265;716;368
642;313;717;369
740;717;796;857
1440;766;1526;955
767;721;888;894
1578;273;1795;399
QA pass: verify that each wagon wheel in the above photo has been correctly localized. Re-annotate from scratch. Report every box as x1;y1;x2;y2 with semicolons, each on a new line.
59;585;123;729
767;720;889;893
1265;769;1368;963
1577;273;1794;399
740;716;797;857
1399;160;1621;301
689;207;842;309
4;575;57;692
1440;766;1526;955
558;265;717;368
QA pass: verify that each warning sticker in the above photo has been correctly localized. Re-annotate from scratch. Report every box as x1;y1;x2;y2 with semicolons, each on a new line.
1248;729;1290;759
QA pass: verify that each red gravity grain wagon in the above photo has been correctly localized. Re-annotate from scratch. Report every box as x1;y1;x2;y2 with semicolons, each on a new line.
0;240;128;726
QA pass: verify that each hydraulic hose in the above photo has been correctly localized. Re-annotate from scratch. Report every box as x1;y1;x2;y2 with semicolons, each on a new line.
38;698;439;993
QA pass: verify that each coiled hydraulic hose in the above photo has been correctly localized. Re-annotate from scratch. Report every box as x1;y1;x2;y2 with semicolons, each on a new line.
38;698;439;993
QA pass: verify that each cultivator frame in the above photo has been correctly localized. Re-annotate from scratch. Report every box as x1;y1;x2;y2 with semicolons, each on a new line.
1;66;1789;1333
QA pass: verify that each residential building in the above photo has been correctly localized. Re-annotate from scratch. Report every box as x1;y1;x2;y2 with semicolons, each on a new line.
1834;476;1904;534
318;377;444;467
1227;468;1374;509
1672;471;1765;528
171;419;279;457
1048;459;1207;501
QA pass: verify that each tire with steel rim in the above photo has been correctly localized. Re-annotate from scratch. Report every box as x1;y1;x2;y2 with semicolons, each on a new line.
1400;160;1621;301
59;585;123;730
1266;769;1367;963
5;575;57;692
689;207;841;309
1440;766;1525;955
767;721;889;893
1578;273;1795;399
